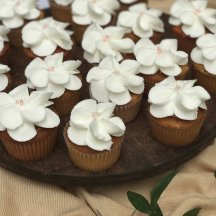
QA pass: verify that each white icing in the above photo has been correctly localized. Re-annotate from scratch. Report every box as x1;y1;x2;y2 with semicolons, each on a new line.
25;52;82;99
54;0;73;6
134;38;188;76
72;0;119;26
0;84;60;142
148;77;210;120
0;64;10;92
67;99;126;151
191;33;216;75
0;0;41;29
117;3;164;38
169;0;216;38
0;25;10;52
22;17;73;57
82;23;135;63
120;0;138;4
87;56;144;105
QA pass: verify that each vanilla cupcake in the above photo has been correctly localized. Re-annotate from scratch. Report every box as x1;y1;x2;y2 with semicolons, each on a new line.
117;3;164;43
71;0;120;44
191;33;216;94
82;23;135;65
50;0;73;23
134;38;189;94
0;0;44;47
148;77;210;146
118;0;147;11
87;56;144;123
169;0;216;53
63;99;126;172
22;17;74;60
0;84;60;161
0;64;11;93
25;52;82;117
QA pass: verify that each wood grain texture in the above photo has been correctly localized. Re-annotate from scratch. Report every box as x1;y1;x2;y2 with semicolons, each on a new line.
0;14;215;186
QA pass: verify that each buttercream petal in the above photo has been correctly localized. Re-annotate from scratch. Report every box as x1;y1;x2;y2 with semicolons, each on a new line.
184;86;210;100
203;59;216;75
135;48;156;66
96;40;116;56
160;64;181;76
24;8;40;20
150;102;174;118
110;38;134;52
180;93;201;110
29;69;48;88
73;99;97;113
82;31;101;53
109;90;131;105
120;60;140;74
45;52;63;67
134;38;155;55
191;47;203;64
202;47;216;61
180;11;195;26
0;74;8;92
9;84;29;101
87;67;112;82
3;16;24;29
97;102;115;119
64;74;82;91
128;84;144;94
117;11;138;28
105;74;126;93
155;53;174;68
139;65;158;75
49;71;70;85
0;92;15;107
60;60;81;72
196;34;216;48
28;91;53;107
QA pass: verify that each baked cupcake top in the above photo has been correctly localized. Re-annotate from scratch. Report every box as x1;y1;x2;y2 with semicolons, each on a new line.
82;23;135;63
148;77;210;120
72;0;119;26
169;0;216;38
54;0;73;6
22;17;73;57
25;52;82;99
0;84;60;142
0;0;41;29
0;64;10;92
191;33;216;74
87;56;144;105
0;25;10;52
117;3;164;38
134;38;188;76
67;99;126;151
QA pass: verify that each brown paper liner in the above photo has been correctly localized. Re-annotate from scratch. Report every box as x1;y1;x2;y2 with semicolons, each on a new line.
49;0;72;23
192;62;216;94
114;93;143;124
0;43;10;65
0;127;58;161
3;73;12;93
63;124;123;172
142;64;189;96
149;109;206;147
8;11;45;48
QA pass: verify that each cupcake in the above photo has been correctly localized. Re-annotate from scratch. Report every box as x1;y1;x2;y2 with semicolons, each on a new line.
191;33;216;94
0;0;44;47
117;3;164;43
0;25;10;65
0;84;60;161
134;38;189;94
118;0;147;11
0;64;11;93
82;23;135;65
49;0;73;23
87;56;144;123
25;52;82;117
148;77;210;146
63;99;126;172
169;0;216;53
22;17;74;61
71;0;120;44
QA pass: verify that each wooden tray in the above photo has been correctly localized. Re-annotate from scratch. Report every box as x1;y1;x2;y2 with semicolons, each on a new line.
0;14;215;186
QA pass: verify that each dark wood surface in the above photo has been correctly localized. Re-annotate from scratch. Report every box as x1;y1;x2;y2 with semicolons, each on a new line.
0;14;215;186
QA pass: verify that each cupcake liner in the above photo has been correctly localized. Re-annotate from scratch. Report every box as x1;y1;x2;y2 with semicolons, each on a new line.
63;124;123;172
192;63;216;94
0;43;10;65
49;0;72;23
149;109;206;147
0;127;58;161
114;93;143;124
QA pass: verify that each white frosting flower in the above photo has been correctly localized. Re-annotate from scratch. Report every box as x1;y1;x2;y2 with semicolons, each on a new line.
0;84;60;142
54;0;73;6
72;0;119;26
0;64;10;92
0;0;40;29
0;25;10;52
25;52;82;99
134;38;188;76
191;33;216;75
22;17;73;57
148;77;210;120
67;99;126;151
82;23;135;63
120;0;138;4
117;3;164;38
87;56;144;105
169;0;216;38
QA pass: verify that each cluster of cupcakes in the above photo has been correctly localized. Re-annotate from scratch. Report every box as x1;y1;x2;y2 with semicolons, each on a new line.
0;0;215;173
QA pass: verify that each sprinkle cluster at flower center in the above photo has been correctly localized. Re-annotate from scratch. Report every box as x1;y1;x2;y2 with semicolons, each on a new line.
156;47;163;55
15;0;20;6
16;99;24;106
113;70;120;76
92;112;100;119
102;35;110;42
47;66;55;72
194;9;201;15
175;84;181;90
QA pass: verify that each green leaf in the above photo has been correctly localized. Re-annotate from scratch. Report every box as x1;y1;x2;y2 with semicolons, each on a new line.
183;208;201;216
127;191;152;214
152;203;163;216
150;169;179;207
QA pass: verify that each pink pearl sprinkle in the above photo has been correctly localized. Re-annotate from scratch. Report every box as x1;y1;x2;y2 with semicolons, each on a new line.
92;112;100;119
